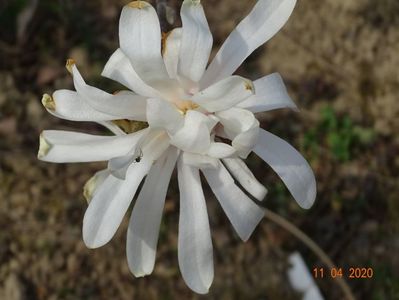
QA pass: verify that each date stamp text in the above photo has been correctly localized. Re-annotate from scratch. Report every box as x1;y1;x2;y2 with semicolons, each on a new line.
313;267;374;279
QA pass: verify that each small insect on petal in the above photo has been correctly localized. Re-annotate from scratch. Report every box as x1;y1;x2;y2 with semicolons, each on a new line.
38;133;52;159
41;94;56;111
134;147;143;163
66;58;76;74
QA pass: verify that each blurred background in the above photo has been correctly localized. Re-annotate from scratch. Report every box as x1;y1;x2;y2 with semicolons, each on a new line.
0;0;398;299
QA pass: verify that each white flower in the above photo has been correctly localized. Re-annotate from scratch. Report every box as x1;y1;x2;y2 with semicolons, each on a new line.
38;0;316;294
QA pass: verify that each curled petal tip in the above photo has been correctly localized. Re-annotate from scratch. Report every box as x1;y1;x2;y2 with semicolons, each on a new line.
83;175;98;204
193;286;210;295
41;93;55;111
82;238;99;250
65;58;76;74
127;1;149;9
186;0;201;5
38;133;52;159
82;226;106;249
133;270;150;278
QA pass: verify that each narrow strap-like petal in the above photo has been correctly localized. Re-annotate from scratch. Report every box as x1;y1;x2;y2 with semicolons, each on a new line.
102;48;162;98
192;76;254;112
201;0;297;87
202;161;265;241
163;28;182;79
71;64;147;121
237;73;298;113
108;154;137;180
119;2;170;87
253;129;316;209
83;169;110;203
82;160;152;248
38;129;148;163
178;0;213;88
231;125;260;159
108;129;171;180
169;110;211;154
207;142;236;159
146;98;184;135
43;90;118;122
127;147;179;277
178;159;214;294
222;158;267;201
181;152;218;170
82;131;170;248
216;108;260;158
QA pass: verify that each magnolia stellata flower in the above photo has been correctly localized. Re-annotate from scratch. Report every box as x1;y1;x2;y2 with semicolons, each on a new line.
38;0;316;294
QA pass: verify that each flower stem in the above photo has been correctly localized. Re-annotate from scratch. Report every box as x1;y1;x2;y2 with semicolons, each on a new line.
264;208;356;300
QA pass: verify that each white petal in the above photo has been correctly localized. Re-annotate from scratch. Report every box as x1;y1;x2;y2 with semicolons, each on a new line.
181;152;218;169
83;169;110;203
203;114;219;132
127;147;179;277
201;0;297;87
178;0;213;87
43;90;117;121
253;129;316;209
192;76;254;112
108;155;136;180
177;159;213;294
146;98;183;134
38;129;148;163
202;161;264;241
83;132;170;248
287;252;316;291
238;73;298;113
119;2;170;86
207;142;236;159
222;158;267;201
108;130;171;179
163;28;182;79
232;125;260;159
169;110;210;154
216;108;255;135
216;108;260;158
71;65;147;121
102;48;161;98
83;160;152;248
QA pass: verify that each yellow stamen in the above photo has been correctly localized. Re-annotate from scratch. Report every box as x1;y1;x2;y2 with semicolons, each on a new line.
66;58;76;74
128;1;148;9
38;133;52;159
41;94;56;111
175;100;199;115
83;175;98;203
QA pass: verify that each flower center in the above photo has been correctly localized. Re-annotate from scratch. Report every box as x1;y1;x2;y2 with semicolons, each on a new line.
174;99;199;115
